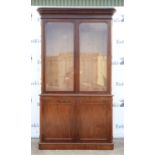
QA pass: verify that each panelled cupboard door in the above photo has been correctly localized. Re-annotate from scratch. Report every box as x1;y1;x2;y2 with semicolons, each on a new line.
77;96;112;142
40;97;75;142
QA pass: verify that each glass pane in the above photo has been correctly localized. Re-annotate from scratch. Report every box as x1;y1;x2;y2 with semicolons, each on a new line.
80;23;108;91
45;23;74;91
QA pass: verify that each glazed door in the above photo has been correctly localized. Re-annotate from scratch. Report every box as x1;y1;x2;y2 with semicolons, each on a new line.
44;22;74;92
79;22;108;92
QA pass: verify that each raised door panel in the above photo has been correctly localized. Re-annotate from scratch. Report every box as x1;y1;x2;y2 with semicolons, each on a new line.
40;97;74;142
77;96;112;142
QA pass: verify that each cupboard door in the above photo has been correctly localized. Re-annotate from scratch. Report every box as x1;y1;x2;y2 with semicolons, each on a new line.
77;96;112;142
45;22;74;91
41;97;74;142
79;23;108;91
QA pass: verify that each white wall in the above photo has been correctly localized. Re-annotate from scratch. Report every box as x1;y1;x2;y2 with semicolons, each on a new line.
31;7;124;138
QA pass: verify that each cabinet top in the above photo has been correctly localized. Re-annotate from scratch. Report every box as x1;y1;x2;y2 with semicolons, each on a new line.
37;8;116;18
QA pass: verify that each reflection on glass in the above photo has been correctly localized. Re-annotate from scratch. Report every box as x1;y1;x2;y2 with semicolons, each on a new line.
45;23;74;91
80;23;108;91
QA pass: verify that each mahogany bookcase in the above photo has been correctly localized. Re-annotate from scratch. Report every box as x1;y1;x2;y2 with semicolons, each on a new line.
38;8;116;150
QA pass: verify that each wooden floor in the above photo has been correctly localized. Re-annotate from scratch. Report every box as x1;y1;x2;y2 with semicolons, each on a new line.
31;138;124;155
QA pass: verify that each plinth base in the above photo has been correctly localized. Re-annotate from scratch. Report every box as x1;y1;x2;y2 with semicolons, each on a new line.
39;142;114;150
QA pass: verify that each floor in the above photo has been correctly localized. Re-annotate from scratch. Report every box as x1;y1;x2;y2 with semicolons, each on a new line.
31;138;124;155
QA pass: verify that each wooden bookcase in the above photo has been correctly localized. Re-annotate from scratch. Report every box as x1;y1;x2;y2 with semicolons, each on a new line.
38;8;116;150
